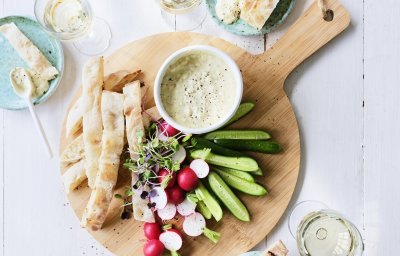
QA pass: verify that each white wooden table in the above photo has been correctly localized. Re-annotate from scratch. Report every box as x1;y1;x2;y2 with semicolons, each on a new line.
0;0;396;255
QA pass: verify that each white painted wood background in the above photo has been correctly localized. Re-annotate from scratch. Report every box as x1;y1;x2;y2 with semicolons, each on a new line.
0;0;395;255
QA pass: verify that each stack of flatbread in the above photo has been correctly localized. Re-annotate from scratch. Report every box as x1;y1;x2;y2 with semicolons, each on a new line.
60;57;162;230
215;0;281;30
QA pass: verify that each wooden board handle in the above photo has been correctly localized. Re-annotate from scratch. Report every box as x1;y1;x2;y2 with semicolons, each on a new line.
257;0;350;82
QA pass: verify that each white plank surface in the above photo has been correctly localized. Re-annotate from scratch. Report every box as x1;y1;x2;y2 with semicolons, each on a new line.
1;0;390;255
266;0;365;252
1;1;5;255
364;0;400;254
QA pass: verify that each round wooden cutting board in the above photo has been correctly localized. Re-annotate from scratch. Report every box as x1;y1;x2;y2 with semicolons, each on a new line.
60;1;349;255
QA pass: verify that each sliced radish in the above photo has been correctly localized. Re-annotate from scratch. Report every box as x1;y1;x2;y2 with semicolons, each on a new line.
149;187;168;210
159;230;183;251
172;146;186;164
159;121;180;137
189;159;210;178
177;198;196;216
183;212;206;237
157;203;176;220
157;130;169;142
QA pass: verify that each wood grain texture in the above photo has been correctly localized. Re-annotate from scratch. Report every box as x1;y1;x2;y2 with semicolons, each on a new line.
59;1;349;255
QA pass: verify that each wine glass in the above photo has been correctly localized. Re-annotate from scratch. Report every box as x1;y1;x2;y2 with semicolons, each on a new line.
288;201;364;256
159;0;207;31
34;0;112;55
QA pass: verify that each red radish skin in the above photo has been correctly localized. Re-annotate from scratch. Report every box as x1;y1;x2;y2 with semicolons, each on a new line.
159;121;180;137
144;223;161;240
159;230;183;251
157;168;176;188
157;203;177;220
143;239;165;256
157;130;169;141
165;186;185;205
177;167;199;191
189;159;210;178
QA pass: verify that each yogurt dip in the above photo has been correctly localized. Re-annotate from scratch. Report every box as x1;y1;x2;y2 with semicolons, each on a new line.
10;67;49;98
160;51;237;129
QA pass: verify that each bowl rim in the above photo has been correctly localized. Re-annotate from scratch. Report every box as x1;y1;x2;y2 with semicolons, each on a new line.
154;45;243;134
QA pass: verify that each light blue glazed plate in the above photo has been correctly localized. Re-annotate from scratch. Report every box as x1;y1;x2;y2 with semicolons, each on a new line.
206;0;296;36
240;251;264;256
0;16;64;110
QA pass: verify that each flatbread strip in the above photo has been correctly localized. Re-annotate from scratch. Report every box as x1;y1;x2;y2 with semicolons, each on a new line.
123;81;145;160
62;160;86;194
262;240;289;256
66;97;83;137
65;69;142;138
123;81;155;222
81;91;125;231
82;57;104;188
60;134;84;164
240;0;280;30
104;69;141;92
61;107;161;193
142;106;162;128
0;22;58;80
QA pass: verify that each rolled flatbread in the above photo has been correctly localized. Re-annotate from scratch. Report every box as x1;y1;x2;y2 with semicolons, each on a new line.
123;81;144;160
60;134;84;164
64;69;143;138
104;69;141;92
123;81;155;222
0;22;58;80
240;0;280;30
81;91;125;231
66;97;83;137
62;160;86;194
82;57;104;189
142;106;162;129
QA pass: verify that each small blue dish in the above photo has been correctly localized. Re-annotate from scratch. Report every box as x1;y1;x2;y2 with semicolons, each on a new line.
206;0;296;36
0;16;64;110
240;251;264;256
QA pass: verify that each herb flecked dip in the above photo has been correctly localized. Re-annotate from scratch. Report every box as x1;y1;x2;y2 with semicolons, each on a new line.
160;51;236;129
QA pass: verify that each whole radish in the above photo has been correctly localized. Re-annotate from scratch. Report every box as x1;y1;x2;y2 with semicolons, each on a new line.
159;121;179;137
166;186;185;205
143;239;164;256
177;167;199;191
144;222;161;240
158;168;176;188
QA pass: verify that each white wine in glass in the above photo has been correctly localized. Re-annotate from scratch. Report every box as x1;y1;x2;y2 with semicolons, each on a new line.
35;0;111;55
289;201;364;256
159;0;207;31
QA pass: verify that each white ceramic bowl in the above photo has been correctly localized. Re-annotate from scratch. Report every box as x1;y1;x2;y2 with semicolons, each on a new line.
154;45;243;134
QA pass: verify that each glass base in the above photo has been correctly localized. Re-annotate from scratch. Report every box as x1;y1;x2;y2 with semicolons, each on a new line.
73;17;111;56
288;200;329;238
161;1;207;31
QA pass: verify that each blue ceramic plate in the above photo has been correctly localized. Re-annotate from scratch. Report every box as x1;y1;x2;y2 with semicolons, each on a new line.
0;16;64;110
206;0;296;36
240;251;264;256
